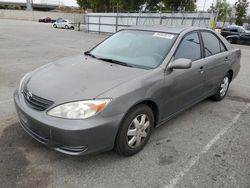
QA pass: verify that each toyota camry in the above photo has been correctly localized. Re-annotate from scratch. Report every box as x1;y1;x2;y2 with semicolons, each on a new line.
14;26;241;156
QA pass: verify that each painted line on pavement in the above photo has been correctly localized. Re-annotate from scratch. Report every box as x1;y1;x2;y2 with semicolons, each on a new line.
164;103;250;188
0;99;13;104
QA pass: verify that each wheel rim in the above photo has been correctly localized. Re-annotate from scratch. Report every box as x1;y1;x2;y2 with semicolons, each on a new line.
127;114;150;148
220;76;229;97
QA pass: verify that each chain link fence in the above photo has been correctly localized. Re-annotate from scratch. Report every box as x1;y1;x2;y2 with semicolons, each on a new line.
86;12;216;33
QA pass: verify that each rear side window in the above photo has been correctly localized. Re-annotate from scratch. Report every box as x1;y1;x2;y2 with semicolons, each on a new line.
220;42;226;52
230;29;239;32
174;32;201;61
201;32;226;57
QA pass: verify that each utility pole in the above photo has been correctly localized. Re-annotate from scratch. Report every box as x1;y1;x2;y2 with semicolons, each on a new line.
203;0;207;11
26;0;32;11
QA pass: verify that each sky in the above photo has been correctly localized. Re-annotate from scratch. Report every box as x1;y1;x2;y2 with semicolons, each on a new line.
196;0;238;11
0;0;245;10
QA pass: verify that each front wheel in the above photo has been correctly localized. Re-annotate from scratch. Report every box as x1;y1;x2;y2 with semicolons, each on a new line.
65;25;69;29
115;104;154;156
53;24;57;28
211;73;230;101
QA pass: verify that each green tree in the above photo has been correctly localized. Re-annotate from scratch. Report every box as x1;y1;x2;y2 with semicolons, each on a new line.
217;0;232;25
90;0;101;12
110;0;124;12
76;0;197;12
235;0;249;25
76;0;90;11
163;0;197;11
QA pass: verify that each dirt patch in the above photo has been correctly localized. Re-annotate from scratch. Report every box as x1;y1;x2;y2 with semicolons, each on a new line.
158;154;175;165
0;123;51;188
156;145;179;166
17;165;51;188
0;123;30;188
227;95;250;103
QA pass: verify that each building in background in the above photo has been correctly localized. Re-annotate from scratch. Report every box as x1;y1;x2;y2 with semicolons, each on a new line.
0;0;77;11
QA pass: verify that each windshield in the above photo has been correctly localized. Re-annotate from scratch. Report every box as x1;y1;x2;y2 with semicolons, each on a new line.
242;28;250;33
238;27;248;33
90;30;177;69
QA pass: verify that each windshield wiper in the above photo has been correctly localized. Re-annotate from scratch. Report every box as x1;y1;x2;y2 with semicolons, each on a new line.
98;57;133;67
84;51;97;58
84;52;133;68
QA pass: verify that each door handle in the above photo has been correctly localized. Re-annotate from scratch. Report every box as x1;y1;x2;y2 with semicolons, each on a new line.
199;66;204;74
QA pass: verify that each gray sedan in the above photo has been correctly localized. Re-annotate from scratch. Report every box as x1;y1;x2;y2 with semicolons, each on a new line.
14;26;241;156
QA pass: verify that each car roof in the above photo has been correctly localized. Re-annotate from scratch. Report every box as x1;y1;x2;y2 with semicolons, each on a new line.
123;25;202;34
226;25;245;29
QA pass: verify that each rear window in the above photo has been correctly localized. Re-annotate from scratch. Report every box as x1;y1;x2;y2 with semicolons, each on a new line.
201;31;226;57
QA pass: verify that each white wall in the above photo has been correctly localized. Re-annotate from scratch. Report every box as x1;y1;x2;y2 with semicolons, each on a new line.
0;9;85;23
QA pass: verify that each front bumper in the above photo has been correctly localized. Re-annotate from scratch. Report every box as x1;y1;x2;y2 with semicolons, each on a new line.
14;90;124;155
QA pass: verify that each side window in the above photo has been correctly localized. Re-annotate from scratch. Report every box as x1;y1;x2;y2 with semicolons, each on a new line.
174;32;201;61
219;42;226;52
201;32;222;57
231;29;238;33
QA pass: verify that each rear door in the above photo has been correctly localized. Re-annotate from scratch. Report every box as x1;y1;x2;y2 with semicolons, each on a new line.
200;31;230;94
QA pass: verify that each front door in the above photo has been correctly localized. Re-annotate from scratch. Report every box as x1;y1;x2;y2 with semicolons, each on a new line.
160;32;206;120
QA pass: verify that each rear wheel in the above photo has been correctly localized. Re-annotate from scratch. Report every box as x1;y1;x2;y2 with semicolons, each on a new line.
211;73;230;101
53;24;57;28
65;25;69;29
115;104;154;156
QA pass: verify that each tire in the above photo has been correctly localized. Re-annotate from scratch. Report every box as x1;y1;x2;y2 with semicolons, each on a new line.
65;25;69;29
115;104;154;156
53;24;57;28
70;26;74;30
211;73;230;101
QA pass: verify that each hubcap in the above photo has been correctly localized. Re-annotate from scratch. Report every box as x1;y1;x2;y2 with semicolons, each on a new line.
220;76;229;97
127;114;150;148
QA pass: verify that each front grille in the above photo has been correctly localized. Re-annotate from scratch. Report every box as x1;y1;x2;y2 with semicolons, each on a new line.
23;86;54;111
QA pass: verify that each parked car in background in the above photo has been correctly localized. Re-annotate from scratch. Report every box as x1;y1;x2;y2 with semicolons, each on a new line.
221;25;250;44
14;26;241;156
53;19;74;30
38;17;55;23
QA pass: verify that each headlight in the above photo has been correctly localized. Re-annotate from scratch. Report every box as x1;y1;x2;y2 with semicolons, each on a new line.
18;73;30;93
47;99;111;119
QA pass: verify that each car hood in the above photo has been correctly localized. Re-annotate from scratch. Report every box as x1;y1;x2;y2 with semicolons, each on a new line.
26;54;147;104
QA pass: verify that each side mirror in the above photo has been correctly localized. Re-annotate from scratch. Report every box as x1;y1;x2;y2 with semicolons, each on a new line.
168;58;192;69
